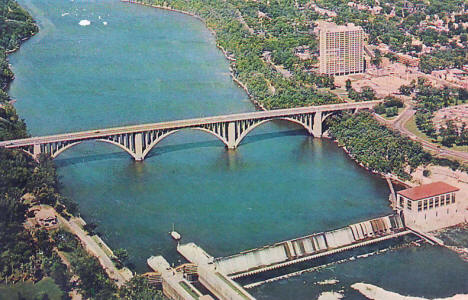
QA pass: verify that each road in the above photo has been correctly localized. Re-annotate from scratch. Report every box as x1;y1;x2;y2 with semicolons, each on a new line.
391;107;468;161
0;101;381;147
58;215;130;287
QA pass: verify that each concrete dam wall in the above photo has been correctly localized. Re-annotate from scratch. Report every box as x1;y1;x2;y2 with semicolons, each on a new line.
215;214;404;276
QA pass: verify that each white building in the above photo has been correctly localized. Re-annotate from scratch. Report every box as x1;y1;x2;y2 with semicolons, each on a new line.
318;22;365;75
397;182;465;232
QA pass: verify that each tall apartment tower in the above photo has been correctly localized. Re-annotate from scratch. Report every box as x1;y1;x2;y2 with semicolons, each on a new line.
318;22;364;75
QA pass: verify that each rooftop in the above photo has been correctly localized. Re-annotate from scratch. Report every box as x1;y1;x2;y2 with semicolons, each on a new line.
398;182;460;201
316;21;363;32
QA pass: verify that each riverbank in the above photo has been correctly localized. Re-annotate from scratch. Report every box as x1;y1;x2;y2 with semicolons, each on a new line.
121;0;412;198
121;0;267;111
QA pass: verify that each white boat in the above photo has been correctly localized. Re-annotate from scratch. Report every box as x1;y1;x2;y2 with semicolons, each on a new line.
170;224;181;240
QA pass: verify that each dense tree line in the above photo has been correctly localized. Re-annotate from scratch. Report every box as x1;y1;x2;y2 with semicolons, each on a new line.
0;1;165;299
145;0;341;109
327;112;432;180
0;0;38;89
419;48;468;74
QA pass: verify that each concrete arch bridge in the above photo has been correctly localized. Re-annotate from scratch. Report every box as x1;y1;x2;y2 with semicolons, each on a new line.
0;101;380;161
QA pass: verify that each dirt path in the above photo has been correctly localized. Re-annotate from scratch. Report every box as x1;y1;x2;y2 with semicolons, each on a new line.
58;215;130;287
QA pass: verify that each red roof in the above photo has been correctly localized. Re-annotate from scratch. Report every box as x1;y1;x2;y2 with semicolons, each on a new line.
397;182;459;201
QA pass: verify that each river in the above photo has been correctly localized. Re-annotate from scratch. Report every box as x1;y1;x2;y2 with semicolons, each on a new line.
10;0;468;299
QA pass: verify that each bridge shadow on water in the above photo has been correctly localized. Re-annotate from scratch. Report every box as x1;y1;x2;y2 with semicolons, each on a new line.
55;129;306;168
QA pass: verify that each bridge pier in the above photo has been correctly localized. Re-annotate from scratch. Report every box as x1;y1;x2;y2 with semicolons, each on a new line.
226;122;237;149
312;112;322;138
33;144;41;160
134;133;144;161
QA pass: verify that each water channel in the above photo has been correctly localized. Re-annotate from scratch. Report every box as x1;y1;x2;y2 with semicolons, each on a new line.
10;0;468;298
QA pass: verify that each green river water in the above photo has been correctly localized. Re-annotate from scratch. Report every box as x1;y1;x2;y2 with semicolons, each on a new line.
9;0;468;298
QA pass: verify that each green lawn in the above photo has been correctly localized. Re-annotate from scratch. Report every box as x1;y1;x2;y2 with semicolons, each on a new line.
405;115;468;153
91;235;114;258
215;272;251;300
381;106;405;120
0;277;64;300
179;281;199;299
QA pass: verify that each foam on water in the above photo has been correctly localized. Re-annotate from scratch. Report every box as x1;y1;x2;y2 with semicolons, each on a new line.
352;283;468;300
317;291;344;300
78;19;90;26
317;279;339;285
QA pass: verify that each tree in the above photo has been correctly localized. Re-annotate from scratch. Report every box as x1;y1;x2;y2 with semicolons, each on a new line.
113;248;129;268
440;120;458;147
118;275;164;300
345;79;352;91
398;85;413;96
83;222;97;235
360;86;376;101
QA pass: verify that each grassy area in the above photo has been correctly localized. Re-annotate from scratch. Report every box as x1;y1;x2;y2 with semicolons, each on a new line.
91;235;114;258
215;272;251;300
179;281;199;299
0;277;64;300
405;115;468;153
381;106;405;120
319;87;351;102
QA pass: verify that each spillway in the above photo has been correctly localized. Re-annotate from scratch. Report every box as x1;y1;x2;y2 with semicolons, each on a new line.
214;214;405;277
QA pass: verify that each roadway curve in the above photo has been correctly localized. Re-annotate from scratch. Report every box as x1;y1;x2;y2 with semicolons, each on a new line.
391;107;468;162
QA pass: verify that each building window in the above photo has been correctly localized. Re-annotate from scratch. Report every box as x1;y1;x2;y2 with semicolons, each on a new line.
399;196;404;207
445;194;451;205
452;193;456;203
423;199;428;210
407;200;412;210
440;197;445;206
429;198;434;209
418;201;422;211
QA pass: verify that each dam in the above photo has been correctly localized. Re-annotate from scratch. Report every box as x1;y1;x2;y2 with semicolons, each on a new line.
151;214;409;299
210;214;406;278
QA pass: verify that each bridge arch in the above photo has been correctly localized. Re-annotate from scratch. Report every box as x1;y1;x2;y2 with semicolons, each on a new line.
51;139;138;160
142;127;229;159
234;117;313;148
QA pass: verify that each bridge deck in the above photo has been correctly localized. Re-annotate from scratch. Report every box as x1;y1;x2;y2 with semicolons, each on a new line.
0;101;380;147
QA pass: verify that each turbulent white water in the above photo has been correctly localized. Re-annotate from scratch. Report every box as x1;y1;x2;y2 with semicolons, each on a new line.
317;291;344;300
78;19;90;26
317;279;339;285
352;283;468;300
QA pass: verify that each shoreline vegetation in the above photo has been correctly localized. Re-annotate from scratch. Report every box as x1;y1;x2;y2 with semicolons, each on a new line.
0;1;163;299
120;0;269;110
1;0;467;298
121;0;458;188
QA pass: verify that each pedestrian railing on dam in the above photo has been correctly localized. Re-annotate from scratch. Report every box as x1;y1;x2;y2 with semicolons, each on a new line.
213;214;405;278
174;214;410;299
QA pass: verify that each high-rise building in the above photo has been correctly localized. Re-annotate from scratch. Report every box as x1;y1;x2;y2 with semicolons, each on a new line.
318;22;364;75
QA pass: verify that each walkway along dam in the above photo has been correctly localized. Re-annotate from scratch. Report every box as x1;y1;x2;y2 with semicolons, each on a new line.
0;101;380;161
148;214;410;300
